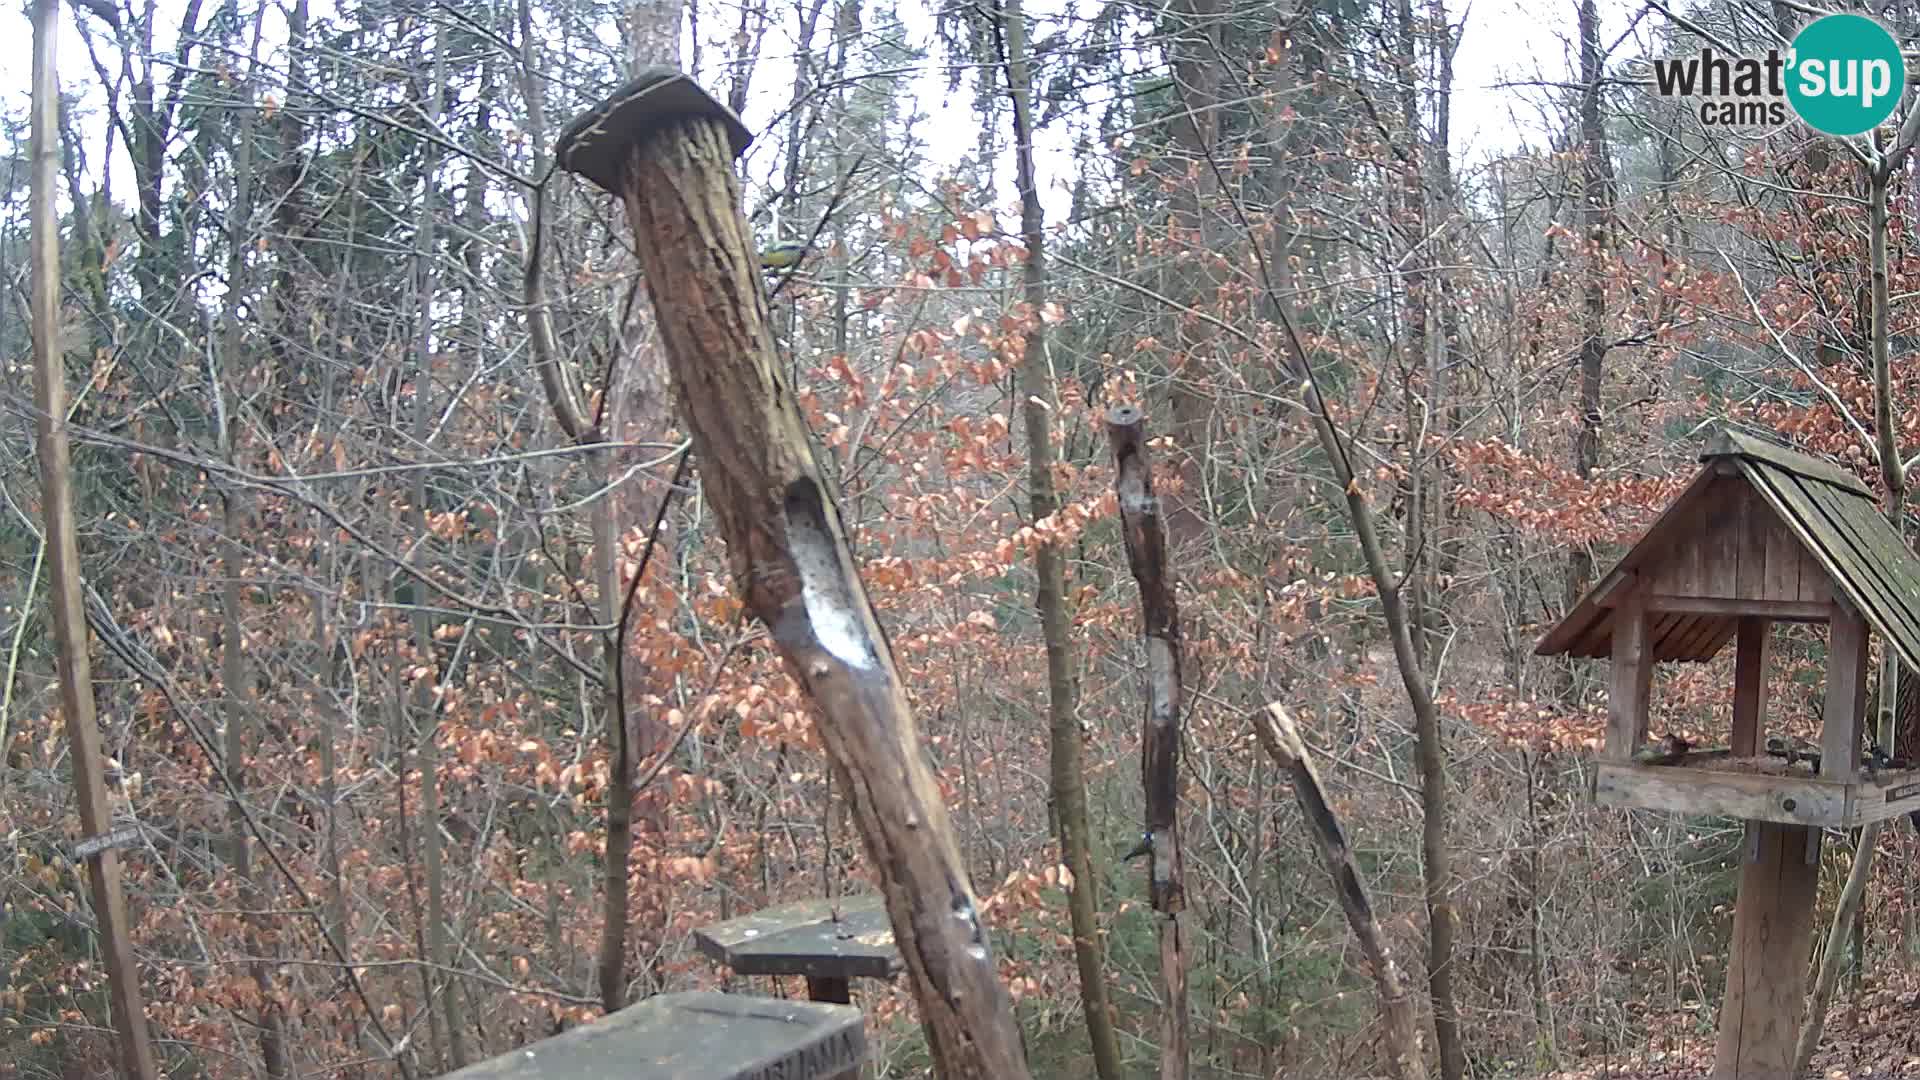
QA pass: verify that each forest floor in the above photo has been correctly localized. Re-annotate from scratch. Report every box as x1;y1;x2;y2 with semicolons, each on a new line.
1542;978;1920;1078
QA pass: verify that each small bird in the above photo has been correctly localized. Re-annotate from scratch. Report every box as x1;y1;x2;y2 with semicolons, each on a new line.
1632;733;1693;766
1122;833;1153;861
1866;743;1896;772
1765;735;1822;770
759;239;810;271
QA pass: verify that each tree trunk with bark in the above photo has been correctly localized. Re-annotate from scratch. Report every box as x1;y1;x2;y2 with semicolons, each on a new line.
217;81;289;1079
997;3;1122;1077
29;2;158;1075
1259;214;1458;1080
407;28;467;1069
1566;0;1615;621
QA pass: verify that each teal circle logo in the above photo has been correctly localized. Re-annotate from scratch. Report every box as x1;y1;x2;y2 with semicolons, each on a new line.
1787;14;1905;136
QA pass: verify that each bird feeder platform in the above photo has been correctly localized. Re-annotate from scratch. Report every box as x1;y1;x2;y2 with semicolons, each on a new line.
442;990;865;1080
694;894;902;1004
1537;429;1920;1079
1594;754;1920;828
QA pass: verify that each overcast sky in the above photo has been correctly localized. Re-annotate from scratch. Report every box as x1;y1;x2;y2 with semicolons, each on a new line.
0;0;1632;231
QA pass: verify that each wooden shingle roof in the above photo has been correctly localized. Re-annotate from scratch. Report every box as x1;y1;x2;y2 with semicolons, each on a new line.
1536;430;1920;672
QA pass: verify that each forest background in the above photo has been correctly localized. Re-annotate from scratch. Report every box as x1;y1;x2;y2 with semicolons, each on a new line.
4;0;1917;1077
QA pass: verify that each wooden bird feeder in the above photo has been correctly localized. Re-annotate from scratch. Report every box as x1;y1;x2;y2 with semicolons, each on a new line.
442;991;865;1080
694;895;901;1080
694;894;902;1005
1537;430;1920;1077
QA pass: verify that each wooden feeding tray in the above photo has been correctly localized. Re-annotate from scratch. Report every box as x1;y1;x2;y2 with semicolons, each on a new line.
443;990;866;1080
694;894;901;1002
1596;754;1920;828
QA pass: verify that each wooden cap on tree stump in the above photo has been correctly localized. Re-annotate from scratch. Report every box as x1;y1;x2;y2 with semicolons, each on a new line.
554;68;752;194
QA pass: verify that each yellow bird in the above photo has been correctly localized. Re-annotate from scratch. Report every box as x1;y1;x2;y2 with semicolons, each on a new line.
759;239;809;271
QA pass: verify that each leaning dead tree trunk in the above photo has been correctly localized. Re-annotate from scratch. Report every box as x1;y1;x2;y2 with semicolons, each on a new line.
554;72;1033;1079
1253;704;1428;1080
29;2;159;1077
1106;407;1188;1080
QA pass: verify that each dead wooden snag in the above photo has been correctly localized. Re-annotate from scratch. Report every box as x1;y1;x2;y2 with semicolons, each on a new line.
1253;704;1428;1080
554;70;1032;1079
1104;406;1188;1080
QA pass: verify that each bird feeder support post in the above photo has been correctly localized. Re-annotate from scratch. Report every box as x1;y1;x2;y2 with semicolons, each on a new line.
805;976;851;1005
1606;592;1652;761
1731;616;1770;757
1823;602;1869;784
1712;604;1869;1076
804;977;856;1080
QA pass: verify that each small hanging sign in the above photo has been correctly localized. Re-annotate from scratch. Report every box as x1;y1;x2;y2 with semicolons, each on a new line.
72;824;141;860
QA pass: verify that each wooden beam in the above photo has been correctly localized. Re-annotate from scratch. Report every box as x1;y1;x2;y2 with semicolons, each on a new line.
1587;568;1637;609
1847;769;1920;824
1607;593;1654;760
1823;604;1869;782
1732;618;1771;756
444;991;866;1080
1594;763;1847;826
1705;429;1873;497
1639;596;1832;621
1712;823;1820;1080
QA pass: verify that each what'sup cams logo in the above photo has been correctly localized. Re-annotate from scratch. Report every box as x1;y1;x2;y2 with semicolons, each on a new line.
1650;13;1906;136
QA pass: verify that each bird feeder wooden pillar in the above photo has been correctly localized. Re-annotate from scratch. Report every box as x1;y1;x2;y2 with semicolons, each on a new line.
1538;431;1920;1078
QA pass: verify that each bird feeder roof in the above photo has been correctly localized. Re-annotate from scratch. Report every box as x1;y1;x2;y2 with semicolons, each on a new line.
1536;430;1920;672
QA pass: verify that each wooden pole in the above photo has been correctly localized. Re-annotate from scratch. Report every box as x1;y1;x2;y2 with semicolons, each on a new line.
1105;406;1188;1080
1731;617;1770;756
1606;592;1652;760
1713;821;1820;1079
554;73;1032;1079
1253;704;1428;1080
804;976;858;1080
28;2;159;1076
1822;605;1869;783
1715;607;1859;1076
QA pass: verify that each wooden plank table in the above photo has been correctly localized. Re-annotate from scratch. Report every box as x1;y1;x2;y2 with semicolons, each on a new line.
694;894;902;1004
443;991;865;1080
